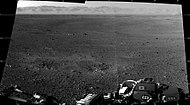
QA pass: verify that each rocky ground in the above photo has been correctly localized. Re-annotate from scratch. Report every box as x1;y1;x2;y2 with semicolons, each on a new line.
0;14;188;104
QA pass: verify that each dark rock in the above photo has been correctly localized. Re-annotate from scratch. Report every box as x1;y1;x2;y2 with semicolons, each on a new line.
84;33;87;35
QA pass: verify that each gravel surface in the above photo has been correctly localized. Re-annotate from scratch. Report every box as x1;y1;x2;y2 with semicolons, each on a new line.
0;14;187;105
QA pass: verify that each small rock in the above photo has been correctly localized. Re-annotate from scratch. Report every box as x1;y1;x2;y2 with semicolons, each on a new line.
89;87;93;89
27;53;30;56
6;64;12;68
124;72;128;75
44;47;52;50
78;71;82;74
84;33;87;35
181;69;185;72
62;103;66;105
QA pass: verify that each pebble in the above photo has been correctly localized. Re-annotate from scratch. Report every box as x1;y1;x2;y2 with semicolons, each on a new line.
6;64;12;68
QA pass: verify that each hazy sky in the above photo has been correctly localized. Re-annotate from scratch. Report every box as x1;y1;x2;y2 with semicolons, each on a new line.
17;0;181;10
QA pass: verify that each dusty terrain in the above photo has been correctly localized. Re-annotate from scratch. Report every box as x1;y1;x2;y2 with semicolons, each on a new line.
0;14;188;104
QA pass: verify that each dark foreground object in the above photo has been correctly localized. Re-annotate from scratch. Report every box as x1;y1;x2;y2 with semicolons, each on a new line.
76;78;190;105
0;78;190;105
0;85;62;105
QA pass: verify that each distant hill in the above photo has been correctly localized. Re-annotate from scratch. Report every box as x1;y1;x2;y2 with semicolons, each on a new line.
16;5;182;15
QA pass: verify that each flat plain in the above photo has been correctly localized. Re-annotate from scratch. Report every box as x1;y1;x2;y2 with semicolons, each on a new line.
0;14;187;104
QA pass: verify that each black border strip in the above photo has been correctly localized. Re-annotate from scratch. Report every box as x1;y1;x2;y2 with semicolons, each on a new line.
0;0;18;83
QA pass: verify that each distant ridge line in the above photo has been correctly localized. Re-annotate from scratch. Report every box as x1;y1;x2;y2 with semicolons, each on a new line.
16;5;181;15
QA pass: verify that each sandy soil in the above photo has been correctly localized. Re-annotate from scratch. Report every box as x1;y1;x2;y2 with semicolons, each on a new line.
0;14;188;104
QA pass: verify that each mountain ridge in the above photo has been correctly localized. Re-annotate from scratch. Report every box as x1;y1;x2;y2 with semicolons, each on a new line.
16;6;181;15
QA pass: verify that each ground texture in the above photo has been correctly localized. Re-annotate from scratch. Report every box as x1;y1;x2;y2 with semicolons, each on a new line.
0;15;188;104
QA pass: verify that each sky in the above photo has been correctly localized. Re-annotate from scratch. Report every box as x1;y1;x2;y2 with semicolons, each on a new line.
17;0;181;9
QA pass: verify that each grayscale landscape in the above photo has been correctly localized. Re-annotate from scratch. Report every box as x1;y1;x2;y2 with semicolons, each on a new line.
0;5;187;105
